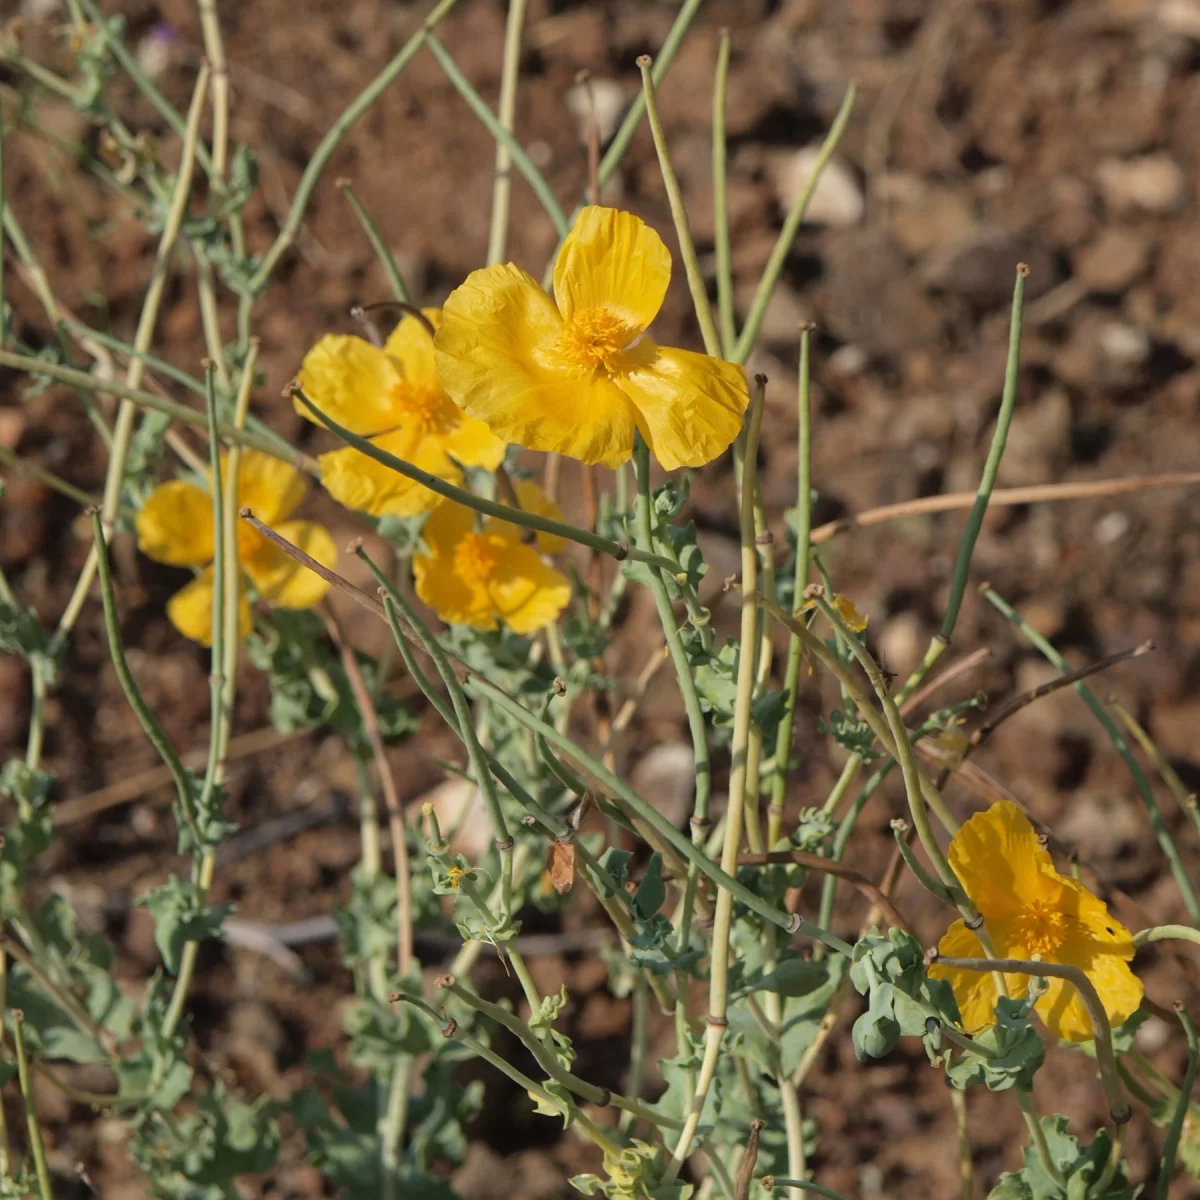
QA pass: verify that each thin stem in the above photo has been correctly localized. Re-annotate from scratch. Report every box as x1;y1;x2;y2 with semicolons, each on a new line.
1016;1091;1067;1191
339;183;411;302
1110;698;1200;843
769;326;814;841
426;33;568;239
11;1016;52;1200
1133;925;1200;949
1094;1122;1127;1198
637;56;721;357
949;1077;973;1200
248;0;464;291
666;381;766;1180
486;0;529;265
733;86;857;363
933;954;1129;1122
0;444;104;511
982;585;1200;926
381;1055;412;1200
1156;1007;1199;1200
764;1179;850;1200
712;30;735;358
294;385;680;572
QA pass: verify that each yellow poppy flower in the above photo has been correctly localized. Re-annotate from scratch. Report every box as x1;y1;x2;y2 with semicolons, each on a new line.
413;486;571;635
929;801;1143;1043
297;308;507;517
135;451;336;645
433;206;751;470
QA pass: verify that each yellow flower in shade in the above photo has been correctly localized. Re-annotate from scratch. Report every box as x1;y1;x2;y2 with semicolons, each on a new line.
135;451;336;645
297;308;507;517
413;481;570;635
433;206;750;470
929;801;1143;1043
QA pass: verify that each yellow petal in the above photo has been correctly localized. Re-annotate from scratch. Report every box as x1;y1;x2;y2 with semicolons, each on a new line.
137;480;215;567
928;919;998;1035
487;545;572;635
553;207;671;333
383;307;441;387
296;334;404;436
413;552;495;631
947;801;1053;922
236;450;308;525
441;412;507;471
421;500;477;558
244;520;336;609
166;569;252;645
318;430;461;518
486;479;568;554
616;343;750;470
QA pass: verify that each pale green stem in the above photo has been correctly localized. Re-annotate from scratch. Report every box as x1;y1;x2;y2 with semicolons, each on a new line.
1016;1090;1067;1190
486;0;528;264
712;30;734;357
1110;698;1200;843
1093;1122;1127;1199
637;57;721;357
11;1017;52;1200
1156;1008;1198;1200
339;184;411;302
734;87;857;363
1133;925;1200;949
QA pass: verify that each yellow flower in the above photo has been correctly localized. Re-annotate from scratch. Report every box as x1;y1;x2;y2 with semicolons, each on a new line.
434;206;750;470
413;483;571;635
929;801;1143;1043
297;308;507;516
135;451;336;645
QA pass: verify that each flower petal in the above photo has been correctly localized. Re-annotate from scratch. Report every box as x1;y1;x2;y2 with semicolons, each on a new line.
436;263;638;467
413;551;495;631
487;545;572;635
441;413;508;471
297;334;404;436
244;521;336;609
166;569;252;645
553;207;670;333
421;500;477;558
236;450;308;525
137;481;215;567
947;801;1054;922
383;307;442;386
486;479;568;554
928;919;998;1035
318;430;463;518
615;343;750;470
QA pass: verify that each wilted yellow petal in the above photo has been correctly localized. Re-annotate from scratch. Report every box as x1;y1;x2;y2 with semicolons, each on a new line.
616;343;749;470
553;207;670;333
137;480;215;567
833;593;869;633
236;450;308;525
488;546;571;635
947;801;1053;922
297;334;405;436
166;568;253;645
383;307;441;387
244;520;336;609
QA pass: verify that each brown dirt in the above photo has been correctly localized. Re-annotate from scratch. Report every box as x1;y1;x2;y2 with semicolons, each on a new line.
4;0;1200;1195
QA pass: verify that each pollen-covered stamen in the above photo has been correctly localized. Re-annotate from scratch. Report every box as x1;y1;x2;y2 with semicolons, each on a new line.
1013;898;1066;957
397;382;456;436
554;306;634;373
452;533;503;588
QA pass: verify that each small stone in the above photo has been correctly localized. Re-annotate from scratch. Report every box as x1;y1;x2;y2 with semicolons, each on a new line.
1096;154;1185;214
1093;511;1131;545
1158;0;1200;38
1074;227;1152;292
630;743;696;829
565;77;627;147
1098;321;1150;366
768;147;863;227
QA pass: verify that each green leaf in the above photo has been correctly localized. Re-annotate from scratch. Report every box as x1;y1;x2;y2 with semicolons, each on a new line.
0;602;61;683
945;995;1044;1093
140;876;232;973
633;852;666;920
988;1115;1135;1200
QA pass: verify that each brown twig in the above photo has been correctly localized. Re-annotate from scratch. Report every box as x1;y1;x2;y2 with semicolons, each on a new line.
323;604;413;979
810;473;1200;545
737;850;910;932
899;647;992;715
734;1119;764;1200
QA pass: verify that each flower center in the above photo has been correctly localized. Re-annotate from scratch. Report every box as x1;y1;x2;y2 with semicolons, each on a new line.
554;306;632;373
398;382;455;435
1013;897;1066;957
452;533;502;588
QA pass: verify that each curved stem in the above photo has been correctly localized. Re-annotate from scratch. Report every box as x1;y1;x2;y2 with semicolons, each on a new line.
1133;925;1200;949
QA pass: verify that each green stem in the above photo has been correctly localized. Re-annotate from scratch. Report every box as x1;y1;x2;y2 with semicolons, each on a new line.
733;87;857;363
248;0;465;292
296;386;680;572
982;585;1200;926
1134;925;1200;949
890;819;955;903
381;1055;412;1200
11;1016;52;1200
769;326;814;840
1093;1122;1127;1199
765;1180;850;1200
485;0;529;264
712;30;734;358
339;184;411;302
1016;1091;1068;1191
637;57;721;357
1110;698;1200;844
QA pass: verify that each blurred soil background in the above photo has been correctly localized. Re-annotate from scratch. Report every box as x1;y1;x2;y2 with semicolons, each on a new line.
4;0;1200;1194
